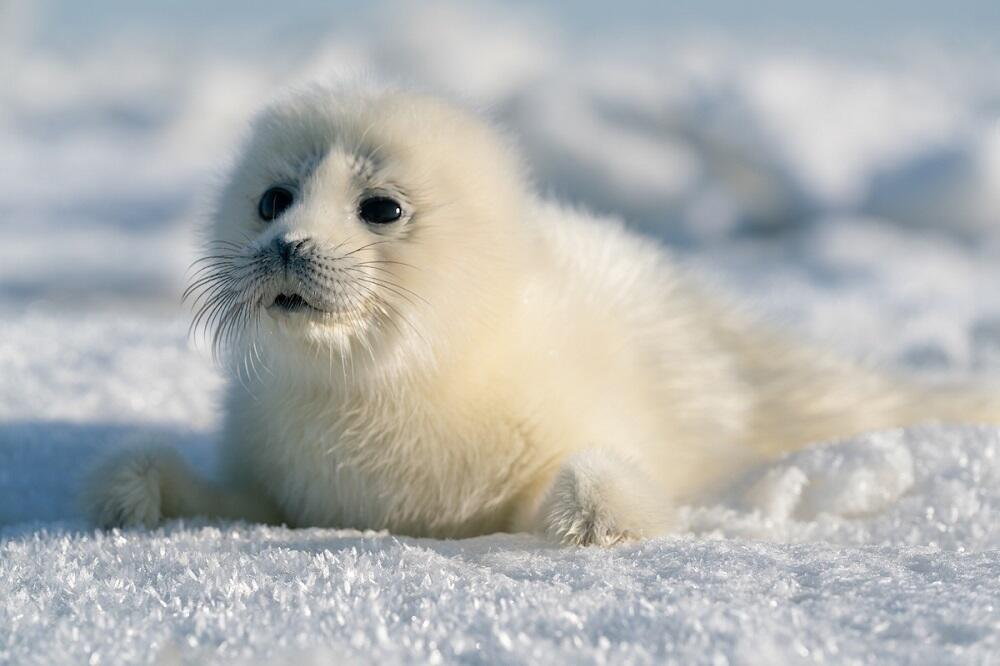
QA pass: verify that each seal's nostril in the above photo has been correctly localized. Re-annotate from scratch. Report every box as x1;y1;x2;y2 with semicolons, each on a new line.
274;239;292;263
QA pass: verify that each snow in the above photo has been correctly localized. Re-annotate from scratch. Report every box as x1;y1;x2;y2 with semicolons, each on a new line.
5;517;1000;665
3;1;1000;664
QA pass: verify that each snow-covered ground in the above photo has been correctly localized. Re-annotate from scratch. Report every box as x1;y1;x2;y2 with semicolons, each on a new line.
2;1;1000;663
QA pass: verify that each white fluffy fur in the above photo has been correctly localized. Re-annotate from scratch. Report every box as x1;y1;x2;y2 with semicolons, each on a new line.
84;84;1000;545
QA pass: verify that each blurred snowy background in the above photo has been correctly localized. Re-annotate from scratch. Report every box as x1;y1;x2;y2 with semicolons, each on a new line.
3;0;1000;367
3;1;1000;663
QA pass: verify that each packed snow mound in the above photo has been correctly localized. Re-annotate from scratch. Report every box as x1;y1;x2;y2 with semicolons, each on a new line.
683;425;1000;550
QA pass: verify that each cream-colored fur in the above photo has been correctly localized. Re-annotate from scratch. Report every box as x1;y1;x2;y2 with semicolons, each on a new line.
84;84;1000;545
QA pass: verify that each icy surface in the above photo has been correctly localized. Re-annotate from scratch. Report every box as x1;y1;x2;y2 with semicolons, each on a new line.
3;1;1000;664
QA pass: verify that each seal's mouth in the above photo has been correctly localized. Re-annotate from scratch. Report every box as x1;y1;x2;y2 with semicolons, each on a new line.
269;293;322;314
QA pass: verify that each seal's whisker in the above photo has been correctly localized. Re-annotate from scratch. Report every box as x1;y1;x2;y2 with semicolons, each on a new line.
193;289;239;329
353;259;421;272
183;273;239;303
214;301;251;359
245;333;266;383
184;265;233;289
348;275;422;310
347;263;410;280
195;287;254;348
203;238;246;249
185;257;236;279
342;240;392;258
350;281;427;348
344;270;428;306
341;282;379;368
189;252;239;266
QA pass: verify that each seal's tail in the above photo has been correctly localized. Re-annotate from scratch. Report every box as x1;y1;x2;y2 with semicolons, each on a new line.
729;327;1000;455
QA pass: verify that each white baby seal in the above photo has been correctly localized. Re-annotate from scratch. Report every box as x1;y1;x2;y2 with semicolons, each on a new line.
86;84;1000;545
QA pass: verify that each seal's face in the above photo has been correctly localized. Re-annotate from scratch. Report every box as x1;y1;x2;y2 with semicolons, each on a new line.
189;87;528;379
194;137;420;355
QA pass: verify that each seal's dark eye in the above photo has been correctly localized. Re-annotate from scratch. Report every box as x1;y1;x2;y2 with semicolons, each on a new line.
258;187;294;222
359;197;403;225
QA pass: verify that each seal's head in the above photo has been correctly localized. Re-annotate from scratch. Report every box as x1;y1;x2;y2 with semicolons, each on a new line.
190;85;532;381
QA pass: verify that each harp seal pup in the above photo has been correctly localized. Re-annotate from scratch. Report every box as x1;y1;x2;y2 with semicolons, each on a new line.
85;85;1000;545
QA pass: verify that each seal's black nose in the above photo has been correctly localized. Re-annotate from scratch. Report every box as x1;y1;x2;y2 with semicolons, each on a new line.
273;237;310;265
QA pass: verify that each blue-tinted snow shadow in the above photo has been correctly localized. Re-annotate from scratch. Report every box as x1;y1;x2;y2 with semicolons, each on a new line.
0;420;213;528
0;421;552;560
